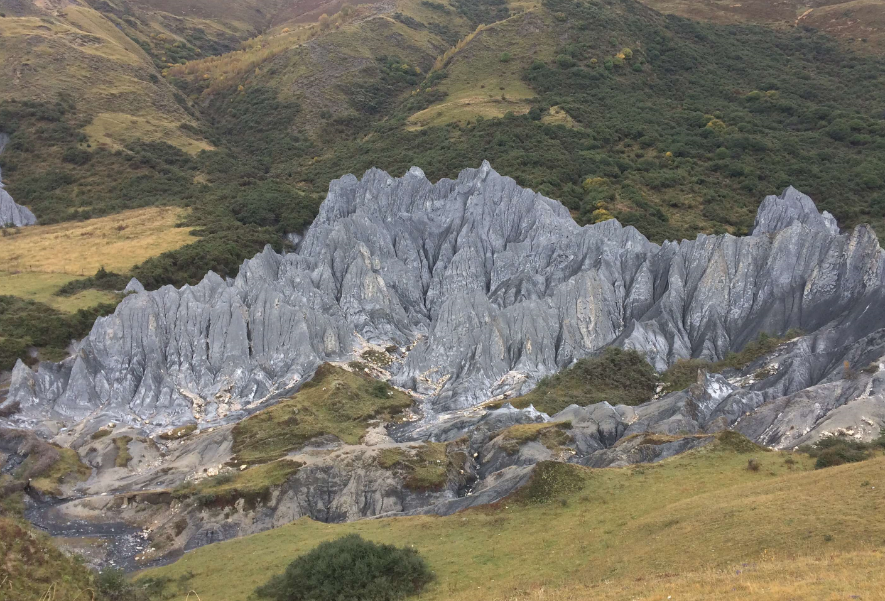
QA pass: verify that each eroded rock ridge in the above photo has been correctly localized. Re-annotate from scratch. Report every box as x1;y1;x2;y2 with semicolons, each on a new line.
4;162;884;431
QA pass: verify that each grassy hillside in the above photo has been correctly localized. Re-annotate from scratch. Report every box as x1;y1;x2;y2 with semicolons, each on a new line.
639;0;885;53
0;1;207;152
3;0;885;372
406;9;557;128
300;0;885;242
138;437;885;600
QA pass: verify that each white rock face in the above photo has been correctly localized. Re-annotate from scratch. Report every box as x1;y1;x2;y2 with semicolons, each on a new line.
4;162;885;433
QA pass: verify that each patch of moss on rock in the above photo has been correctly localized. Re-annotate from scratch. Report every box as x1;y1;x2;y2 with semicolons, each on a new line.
232;364;414;465
375;443;459;492
113;435;133;468
507;348;657;414
158;424;198;440
173;460;303;509
498;422;572;455
715;431;770;454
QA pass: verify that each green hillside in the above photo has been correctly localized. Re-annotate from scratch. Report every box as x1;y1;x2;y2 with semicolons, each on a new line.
137;437;885;601
3;0;885;371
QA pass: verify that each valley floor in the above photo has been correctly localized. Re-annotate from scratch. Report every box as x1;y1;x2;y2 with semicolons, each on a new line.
137;442;885;600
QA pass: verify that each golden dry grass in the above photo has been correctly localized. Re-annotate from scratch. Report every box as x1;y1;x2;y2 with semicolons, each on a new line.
83;113;214;154
0;207;193;310
0;207;193;275
138;443;885;601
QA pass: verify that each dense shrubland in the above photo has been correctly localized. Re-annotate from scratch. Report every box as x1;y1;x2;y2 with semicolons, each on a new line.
0;296;116;369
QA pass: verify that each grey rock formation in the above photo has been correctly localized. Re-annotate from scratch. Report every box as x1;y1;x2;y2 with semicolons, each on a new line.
122;278;146;295
751;186;838;236
0;134;37;228
4;163;884;447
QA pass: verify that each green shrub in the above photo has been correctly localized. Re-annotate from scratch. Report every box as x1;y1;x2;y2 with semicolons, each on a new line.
368;380;391;399
508;347;657;414
97;567;136;601
255;534;433;601
0;296;117;371
452;0;509;24
56;266;129;296
799;435;882;469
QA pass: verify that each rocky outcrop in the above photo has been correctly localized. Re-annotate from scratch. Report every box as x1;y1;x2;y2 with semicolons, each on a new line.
0;134;37;228
750;186;839;236
0;188;34;228
4;163;884;436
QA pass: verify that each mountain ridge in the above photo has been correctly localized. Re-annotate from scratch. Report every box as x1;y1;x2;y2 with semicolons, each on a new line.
4;162;883;438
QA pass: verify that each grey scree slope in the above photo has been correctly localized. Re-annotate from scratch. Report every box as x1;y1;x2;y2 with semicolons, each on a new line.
0;133;37;228
5;162;885;430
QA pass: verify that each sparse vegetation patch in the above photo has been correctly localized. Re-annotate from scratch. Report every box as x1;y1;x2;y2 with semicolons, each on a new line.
231;365;413;464
661;330;803;393
498;422;573;455
376;443;455;491
173;460;303;508
507;347;657;414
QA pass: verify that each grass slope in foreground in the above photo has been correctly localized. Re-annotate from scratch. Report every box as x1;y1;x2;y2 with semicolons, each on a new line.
139;435;885;601
0;517;100;600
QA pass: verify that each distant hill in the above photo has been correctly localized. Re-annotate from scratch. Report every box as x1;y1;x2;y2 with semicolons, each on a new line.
641;0;885;54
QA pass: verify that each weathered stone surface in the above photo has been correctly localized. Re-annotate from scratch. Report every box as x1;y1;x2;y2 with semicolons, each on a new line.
750;186;838;236
4;163;884;444
122;278;146;295
0;134;37;228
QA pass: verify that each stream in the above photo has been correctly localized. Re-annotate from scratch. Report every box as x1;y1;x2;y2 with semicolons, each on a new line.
24;496;172;572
